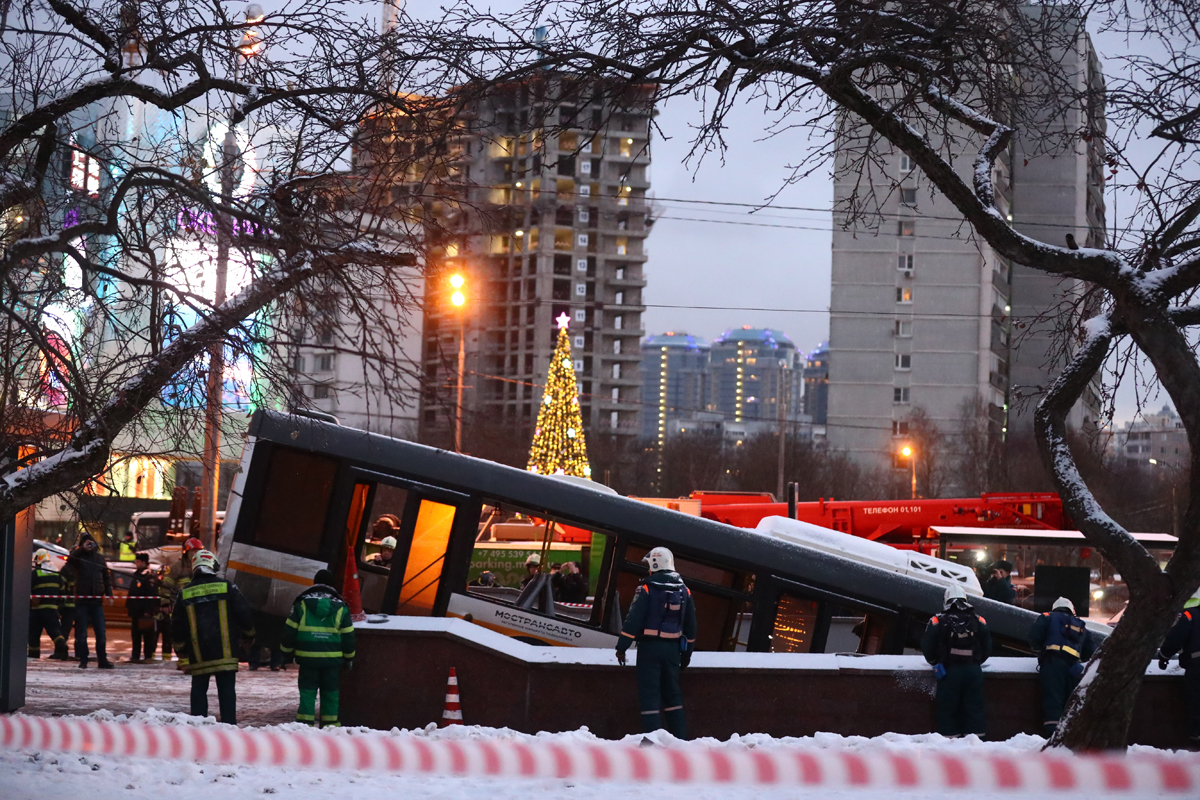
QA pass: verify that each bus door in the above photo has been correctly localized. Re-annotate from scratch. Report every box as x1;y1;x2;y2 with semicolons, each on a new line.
751;577;899;654
345;469;473;617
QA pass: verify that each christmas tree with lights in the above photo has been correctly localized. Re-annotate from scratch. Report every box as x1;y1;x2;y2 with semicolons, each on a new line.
527;313;592;478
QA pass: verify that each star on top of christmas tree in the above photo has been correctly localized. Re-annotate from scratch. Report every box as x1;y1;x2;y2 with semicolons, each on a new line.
527;315;592;478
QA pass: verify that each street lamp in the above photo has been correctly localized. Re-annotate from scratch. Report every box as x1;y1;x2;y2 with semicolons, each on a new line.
199;3;263;550
450;273;466;453
900;444;916;500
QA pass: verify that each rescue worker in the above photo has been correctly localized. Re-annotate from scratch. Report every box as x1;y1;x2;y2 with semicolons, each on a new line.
127;553;161;662
520;552;541;588
1158;588;1200;748
468;570;500;588
921;585;992;737
279;569;356;727
162;537;204;670
559;561;589;604
364;535;395;569
29;550;69;660
615;547;697;739
1028;596;1095;737
982;560;1016;604
171;549;255;724
62;532;114;669
118;530;138;562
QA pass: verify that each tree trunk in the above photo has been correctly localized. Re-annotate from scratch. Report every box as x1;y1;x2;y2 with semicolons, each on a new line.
1051;588;1178;750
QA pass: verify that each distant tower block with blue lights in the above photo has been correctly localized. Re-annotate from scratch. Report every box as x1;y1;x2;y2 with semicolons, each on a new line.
639;332;712;444
709;327;804;424
803;341;829;426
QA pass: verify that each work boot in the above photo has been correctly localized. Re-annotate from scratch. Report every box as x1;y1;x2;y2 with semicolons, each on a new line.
79;657;89;669
98;660;115;669
51;640;69;660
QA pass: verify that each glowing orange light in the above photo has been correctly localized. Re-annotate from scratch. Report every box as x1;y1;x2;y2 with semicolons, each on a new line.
901;446;913;458
451;291;465;306
449;274;464;289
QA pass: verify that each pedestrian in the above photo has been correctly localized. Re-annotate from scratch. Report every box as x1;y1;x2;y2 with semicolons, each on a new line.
364;535;395;569
921;585;992;737
1158;589;1200;748
28;549;69;660
279;569;356;727
1028;596;1094;738
982;560;1016;604
559;561;589;603
126;553;161;662
118;530;138;562
615;547;697;739
62;532;114;669
171;549;256;724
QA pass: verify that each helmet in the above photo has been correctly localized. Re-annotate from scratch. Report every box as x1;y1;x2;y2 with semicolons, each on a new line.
525;552;541;566
379;536;397;550
1184;589;1200;610
192;549;219;575
643;547;675;573
33;549;51;568
1052;597;1076;614
183;537;205;553
943;584;969;609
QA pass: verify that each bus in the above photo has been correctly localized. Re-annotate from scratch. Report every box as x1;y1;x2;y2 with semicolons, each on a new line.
216;410;1109;656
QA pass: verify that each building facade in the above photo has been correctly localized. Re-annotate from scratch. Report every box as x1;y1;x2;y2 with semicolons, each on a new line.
826;21;1105;482
803;341;829;428
708;327;804;425
1114;405;1189;471
419;78;654;454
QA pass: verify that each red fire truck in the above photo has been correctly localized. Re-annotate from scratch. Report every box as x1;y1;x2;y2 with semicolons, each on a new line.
694;491;1068;555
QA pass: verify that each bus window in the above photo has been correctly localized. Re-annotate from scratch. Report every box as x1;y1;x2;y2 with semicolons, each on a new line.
251;446;339;559
361;484;410;572
466;500;607;626
394;499;456;616
826;606;889;654
772;594;819;653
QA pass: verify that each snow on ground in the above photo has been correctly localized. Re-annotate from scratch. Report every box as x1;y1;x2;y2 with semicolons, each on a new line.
0;710;1188;800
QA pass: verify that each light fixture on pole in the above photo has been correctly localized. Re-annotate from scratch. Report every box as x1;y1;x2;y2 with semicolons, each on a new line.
450;273;466;453
901;444;916;500
200;2;263;551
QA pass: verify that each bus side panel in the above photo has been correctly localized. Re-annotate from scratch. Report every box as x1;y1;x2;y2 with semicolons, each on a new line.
216;435;257;569
225;541;322;619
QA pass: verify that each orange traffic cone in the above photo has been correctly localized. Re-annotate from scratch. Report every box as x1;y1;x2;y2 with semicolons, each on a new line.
441;667;463;726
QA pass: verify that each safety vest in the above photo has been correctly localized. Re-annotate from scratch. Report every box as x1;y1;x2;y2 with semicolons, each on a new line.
31;569;62;609
118;540;137;561
1044;611;1086;659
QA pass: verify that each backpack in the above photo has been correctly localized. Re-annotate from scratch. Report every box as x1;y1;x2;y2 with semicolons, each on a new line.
643;581;686;639
939;610;980;664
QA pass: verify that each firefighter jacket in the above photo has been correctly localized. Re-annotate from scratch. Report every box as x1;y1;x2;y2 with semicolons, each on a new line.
1160;608;1200;670
279;584;356;666
617;570;698;654
62;542;111;604
171;572;256;676
921;607;993;665
118;539;137;561
31;568;62;610
1029;610;1095;664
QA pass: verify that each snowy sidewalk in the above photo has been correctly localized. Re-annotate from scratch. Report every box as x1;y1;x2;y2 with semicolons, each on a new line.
2;709;1197;799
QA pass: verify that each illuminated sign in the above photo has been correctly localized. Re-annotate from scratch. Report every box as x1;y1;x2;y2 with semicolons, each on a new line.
69;149;101;196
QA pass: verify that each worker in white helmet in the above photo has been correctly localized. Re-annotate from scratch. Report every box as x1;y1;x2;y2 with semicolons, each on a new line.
365;536;397;570
1029;596;1095;738
921;584;993;737
615;546;697;739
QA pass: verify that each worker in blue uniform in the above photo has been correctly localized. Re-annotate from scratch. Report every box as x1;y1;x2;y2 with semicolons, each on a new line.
615;547;697;739
1028;596;1095;737
1159;589;1200;748
921;584;992;737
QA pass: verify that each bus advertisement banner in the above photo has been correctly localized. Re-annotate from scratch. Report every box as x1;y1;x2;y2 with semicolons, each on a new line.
469;542;582;588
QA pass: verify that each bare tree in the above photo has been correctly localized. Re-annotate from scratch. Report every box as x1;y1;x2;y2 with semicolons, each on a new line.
0;1;470;530
401;0;1200;749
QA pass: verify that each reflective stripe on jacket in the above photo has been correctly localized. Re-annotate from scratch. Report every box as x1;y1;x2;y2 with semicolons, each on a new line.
31;569;62;609
171;573;256;676
279;584;356;665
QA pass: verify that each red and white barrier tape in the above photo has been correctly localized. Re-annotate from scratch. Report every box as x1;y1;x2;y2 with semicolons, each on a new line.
556;602;593;609
1;715;1197;792
30;595;115;599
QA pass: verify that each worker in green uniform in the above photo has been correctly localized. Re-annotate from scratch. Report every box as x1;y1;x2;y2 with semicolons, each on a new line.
922;585;992;737
29;550;69;659
615;547;697;740
279;569;356;727
1028;596;1095;738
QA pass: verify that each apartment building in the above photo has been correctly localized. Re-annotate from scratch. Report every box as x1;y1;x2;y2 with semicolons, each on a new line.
826;19;1105;480
708;327;805;426
1114;405;1189;471
418;78;654;452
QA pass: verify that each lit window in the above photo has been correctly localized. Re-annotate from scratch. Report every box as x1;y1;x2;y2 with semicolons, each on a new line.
898;220;915;237
896;287;913;303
